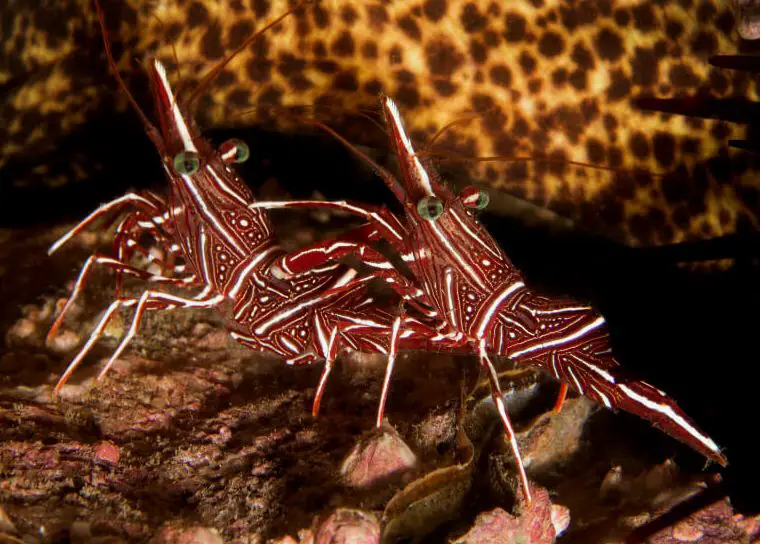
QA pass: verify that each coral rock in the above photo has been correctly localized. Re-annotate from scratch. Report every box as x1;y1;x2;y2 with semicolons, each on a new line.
314;509;380;544
93;441;120;466
150;525;224;544
453;486;566;543
341;423;418;489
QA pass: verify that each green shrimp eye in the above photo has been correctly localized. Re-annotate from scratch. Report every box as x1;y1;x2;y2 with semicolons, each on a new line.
417;197;444;220
173;151;200;175
219;139;250;163
460;186;490;210
471;190;489;210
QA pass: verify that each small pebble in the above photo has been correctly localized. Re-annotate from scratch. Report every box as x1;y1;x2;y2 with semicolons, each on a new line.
211;426;232;446
55;383;91;402
48;329;81;353
196;330;229;350
550;504;571;536
271;537;299;544
192;323;213;337
341;424;417;489
672;520;704;541
149;525;223;544
94;442;121;466
7;318;36;343
645;459;677;491
314;509;380;544
600;465;624;498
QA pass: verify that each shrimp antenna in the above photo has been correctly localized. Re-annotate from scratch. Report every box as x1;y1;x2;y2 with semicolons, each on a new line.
269;104;407;203
233;102;388;135
93;0;154;130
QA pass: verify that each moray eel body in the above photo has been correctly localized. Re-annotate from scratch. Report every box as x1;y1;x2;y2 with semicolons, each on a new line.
2;0;759;245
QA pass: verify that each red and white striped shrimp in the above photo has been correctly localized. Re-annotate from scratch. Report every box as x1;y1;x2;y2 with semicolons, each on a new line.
47;1;454;421
248;95;727;505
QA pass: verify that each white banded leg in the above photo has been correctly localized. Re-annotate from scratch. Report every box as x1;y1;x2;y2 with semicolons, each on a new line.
48;254;199;343
314;268;439;327
248;200;408;249
376;311;403;428
311;312;340;418
53;290;221;395
273;222;387;277
309;283;410;420
552;382;570;414
479;339;533;506
289;237;437;319
49;193;163;255
112;213;188;295
54;299;129;394
249;201;441;321
99;291;226;379
310;303;433;427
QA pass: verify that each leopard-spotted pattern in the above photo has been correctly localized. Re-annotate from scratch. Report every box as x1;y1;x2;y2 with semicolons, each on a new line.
2;0;760;246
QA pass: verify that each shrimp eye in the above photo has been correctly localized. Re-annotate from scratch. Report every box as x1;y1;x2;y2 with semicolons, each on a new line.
460;187;489;210
219;139;250;164
417;197;444;220
173;151;200;175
